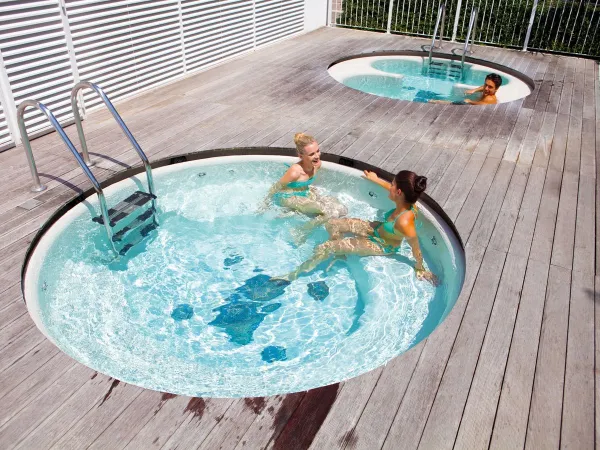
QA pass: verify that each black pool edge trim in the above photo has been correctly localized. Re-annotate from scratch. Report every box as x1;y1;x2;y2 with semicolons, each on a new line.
327;50;536;92
20;147;465;301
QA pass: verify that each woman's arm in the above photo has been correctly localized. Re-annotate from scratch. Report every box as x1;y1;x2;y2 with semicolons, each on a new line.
397;214;438;285
258;166;301;211
465;85;484;95
363;170;391;191
269;168;298;195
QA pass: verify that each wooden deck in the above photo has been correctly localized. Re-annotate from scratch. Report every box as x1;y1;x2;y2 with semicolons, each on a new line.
0;27;597;449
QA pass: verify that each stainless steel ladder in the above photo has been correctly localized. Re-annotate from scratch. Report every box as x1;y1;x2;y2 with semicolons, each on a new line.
426;5;479;82
460;8;479;76
426;3;462;82
427;2;447;66
18;82;159;256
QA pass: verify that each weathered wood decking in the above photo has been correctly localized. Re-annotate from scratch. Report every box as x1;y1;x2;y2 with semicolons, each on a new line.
0;27;597;449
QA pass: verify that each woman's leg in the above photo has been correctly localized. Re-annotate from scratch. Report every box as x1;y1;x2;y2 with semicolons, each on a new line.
281;191;347;218
324;218;376;240
280;196;325;215
318;195;348;218
293;216;376;246
284;237;386;281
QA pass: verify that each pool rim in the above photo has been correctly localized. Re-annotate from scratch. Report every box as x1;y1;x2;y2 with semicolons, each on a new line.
20;147;465;301
327;49;536;93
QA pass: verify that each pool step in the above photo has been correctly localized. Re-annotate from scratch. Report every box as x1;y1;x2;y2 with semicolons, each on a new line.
428;60;463;80
112;207;156;242
119;222;158;255
92;190;156;226
428;67;462;80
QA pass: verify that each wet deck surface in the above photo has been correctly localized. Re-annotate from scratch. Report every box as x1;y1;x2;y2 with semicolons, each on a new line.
0;27;597;449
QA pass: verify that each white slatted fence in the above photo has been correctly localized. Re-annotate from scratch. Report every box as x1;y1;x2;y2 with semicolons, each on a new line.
0;0;75;142
0;0;311;150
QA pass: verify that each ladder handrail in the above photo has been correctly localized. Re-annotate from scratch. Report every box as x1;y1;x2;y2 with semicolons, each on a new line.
461;8;479;72
428;2;446;65
17;100;115;248
467;7;478;54
70;82;156;200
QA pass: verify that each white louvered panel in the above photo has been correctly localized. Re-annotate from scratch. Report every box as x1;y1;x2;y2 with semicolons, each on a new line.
181;0;254;72
65;0;183;110
0;103;13;149
255;0;304;47
0;0;74;135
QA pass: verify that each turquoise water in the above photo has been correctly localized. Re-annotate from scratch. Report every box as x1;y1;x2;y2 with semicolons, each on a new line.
343;58;509;102
30;158;464;397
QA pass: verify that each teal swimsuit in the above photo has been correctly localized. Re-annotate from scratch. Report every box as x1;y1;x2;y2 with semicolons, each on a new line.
368;205;417;253
273;165;315;201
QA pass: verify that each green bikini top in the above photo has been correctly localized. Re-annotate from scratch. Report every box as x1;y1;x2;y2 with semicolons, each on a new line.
287;177;314;189
283;163;315;189
380;205;417;236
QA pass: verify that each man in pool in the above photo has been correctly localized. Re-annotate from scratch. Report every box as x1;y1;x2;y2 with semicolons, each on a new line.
430;73;502;105
463;73;502;105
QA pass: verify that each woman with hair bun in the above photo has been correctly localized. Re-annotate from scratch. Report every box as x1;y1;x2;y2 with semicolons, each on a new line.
261;132;347;218
283;169;437;284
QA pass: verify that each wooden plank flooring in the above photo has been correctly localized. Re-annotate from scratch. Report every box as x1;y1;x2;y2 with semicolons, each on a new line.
0;27;597;449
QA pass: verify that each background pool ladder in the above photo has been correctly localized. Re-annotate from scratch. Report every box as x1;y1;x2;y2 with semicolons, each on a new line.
426;4;479;81
18;81;158;256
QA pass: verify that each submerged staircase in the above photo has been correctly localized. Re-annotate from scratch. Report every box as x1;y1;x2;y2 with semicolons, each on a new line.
427;60;462;80
92;190;158;255
17;81;160;256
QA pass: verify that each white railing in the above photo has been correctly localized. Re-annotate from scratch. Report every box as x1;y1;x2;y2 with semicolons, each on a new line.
328;0;600;57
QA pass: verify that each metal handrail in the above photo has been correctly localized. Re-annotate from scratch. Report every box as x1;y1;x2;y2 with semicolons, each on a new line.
461;8;478;73
70;82;156;201
17;100;115;250
428;3;447;65
467;7;478;54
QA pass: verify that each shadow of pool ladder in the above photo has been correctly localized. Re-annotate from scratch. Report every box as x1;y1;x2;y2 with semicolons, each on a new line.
17;81;158;256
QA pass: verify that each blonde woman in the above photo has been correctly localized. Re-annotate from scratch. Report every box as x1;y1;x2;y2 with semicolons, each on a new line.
261;133;347;218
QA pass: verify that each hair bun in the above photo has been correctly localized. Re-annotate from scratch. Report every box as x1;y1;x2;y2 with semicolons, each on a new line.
294;132;305;145
415;175;427;193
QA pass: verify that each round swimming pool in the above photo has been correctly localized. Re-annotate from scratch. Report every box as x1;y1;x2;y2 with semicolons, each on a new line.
329;52;533;104
23;152;465;397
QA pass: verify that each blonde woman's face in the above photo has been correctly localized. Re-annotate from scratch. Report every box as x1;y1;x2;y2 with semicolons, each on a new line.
301;141;321;168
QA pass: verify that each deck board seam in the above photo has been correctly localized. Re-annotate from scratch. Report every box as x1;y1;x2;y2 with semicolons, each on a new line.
353;346;425;450
407;243;493;448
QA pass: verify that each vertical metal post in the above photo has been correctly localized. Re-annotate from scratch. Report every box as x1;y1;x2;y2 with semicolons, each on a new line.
17;104;46;192
451;0;463;41
468;8;478;53
439;3;446;47
522;0;539;51
0;50;20;145
327;0;333;26
386;0;396;33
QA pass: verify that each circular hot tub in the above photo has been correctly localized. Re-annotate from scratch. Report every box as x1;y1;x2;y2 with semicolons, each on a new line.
329;52;533;104
22;150;465;398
